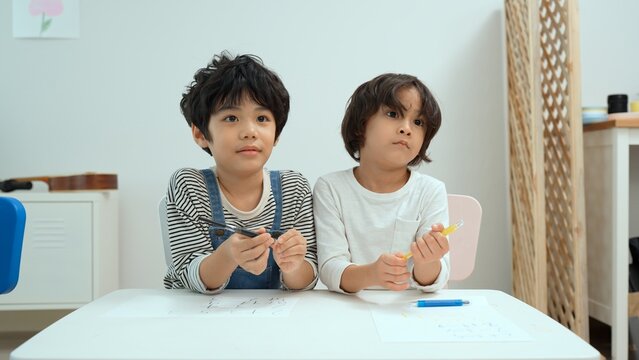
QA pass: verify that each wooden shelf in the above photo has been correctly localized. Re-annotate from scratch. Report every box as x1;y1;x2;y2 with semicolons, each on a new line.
584;112;639;132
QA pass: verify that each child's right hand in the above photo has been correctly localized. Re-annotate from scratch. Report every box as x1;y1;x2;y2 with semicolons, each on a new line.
370;253;411;291
225;228;274;275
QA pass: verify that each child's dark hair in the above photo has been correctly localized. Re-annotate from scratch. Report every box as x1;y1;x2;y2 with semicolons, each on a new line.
341;73;441;166
180;52;290;155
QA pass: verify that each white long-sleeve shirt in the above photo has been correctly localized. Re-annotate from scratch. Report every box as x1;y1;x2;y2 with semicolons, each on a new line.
313;168;449;293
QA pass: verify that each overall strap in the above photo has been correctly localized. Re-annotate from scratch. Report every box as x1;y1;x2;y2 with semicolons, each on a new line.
200;169;226;223
269;171;283;231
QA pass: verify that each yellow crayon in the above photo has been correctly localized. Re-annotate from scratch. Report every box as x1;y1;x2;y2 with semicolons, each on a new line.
403;219;464;260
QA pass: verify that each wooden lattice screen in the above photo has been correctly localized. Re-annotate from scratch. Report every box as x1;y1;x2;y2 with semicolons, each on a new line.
540;0;588;338
505;0;547;312
506;0;588;340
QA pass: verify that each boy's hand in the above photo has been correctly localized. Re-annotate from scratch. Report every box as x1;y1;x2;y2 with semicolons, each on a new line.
371;253;410;291
272;229;307;274
226;228;274;275
410;223;449;265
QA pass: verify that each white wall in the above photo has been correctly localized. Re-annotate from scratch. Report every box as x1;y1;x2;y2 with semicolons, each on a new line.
580;0;639;107
0;0;511;292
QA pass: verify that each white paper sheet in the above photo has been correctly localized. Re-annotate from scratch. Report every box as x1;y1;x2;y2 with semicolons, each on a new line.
105;294;299;318
370;296;532;342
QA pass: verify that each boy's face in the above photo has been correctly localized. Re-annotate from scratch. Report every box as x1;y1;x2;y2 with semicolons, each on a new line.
193;95;277;176
359;86;426;169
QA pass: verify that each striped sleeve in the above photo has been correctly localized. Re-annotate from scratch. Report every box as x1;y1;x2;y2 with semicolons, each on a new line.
162;168;222;293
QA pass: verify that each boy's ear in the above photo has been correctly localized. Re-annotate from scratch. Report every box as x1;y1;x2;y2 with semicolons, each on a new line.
192;125;209;148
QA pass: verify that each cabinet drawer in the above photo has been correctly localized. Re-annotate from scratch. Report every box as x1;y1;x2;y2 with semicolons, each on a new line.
0;202;93;306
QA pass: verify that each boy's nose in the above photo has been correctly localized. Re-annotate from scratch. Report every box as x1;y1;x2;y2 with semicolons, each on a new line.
398;119;412;136
240;123;258;139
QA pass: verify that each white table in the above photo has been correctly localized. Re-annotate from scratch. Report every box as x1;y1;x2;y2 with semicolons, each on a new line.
583;113;639;360
11;289;598;360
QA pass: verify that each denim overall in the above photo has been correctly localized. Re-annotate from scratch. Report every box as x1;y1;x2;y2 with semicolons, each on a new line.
201;169;282;289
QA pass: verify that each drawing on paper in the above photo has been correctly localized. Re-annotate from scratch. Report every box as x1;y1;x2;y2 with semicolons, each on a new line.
203;296;293;316
106;294;299;318
29;0;63;36
370;296;532;342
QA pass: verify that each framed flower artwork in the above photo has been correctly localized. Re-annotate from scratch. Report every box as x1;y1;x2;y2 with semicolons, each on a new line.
13;0;79;39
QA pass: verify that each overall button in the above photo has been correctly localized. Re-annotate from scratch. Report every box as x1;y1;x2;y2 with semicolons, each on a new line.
214;229;225;236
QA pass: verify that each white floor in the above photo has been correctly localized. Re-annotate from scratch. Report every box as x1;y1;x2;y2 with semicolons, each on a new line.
0;332;36;360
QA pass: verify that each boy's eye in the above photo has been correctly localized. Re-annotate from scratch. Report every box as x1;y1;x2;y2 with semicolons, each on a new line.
256;115;270;123
386;111;398;118
414;119;425;127
223;115;238;122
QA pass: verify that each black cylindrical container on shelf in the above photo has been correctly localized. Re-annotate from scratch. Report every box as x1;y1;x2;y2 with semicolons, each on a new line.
608;94;628;113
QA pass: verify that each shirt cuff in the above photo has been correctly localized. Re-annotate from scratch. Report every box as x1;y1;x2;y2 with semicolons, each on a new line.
410;257;449;292
320;259;354;294
191;254;229;294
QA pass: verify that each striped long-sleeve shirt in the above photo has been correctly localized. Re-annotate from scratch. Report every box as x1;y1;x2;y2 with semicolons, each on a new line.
163;167;318;293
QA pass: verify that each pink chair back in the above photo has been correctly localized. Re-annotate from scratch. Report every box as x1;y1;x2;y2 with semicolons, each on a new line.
447;194;482;281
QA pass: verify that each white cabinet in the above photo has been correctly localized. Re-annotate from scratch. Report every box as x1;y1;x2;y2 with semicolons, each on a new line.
584;115;639;360
0;191;118;310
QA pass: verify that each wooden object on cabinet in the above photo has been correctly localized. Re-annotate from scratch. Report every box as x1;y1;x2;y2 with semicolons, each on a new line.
0;191;118;310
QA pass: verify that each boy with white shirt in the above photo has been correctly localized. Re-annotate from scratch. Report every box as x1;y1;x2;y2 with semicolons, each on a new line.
314;73;449;294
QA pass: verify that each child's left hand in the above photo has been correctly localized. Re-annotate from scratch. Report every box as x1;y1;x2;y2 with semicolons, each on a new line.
272;229;307;273
410;223;449;265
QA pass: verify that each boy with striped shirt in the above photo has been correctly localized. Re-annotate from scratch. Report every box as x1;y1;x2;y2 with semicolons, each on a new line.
163;52;317;293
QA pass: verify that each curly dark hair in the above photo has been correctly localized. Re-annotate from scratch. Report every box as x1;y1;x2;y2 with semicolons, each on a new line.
341;73;441;166
180;51;290;155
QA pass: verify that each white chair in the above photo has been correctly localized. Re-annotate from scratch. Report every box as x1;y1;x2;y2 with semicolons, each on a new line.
447;194;482;281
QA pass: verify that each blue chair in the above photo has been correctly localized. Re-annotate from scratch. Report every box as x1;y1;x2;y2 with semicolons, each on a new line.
0;197;26;294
